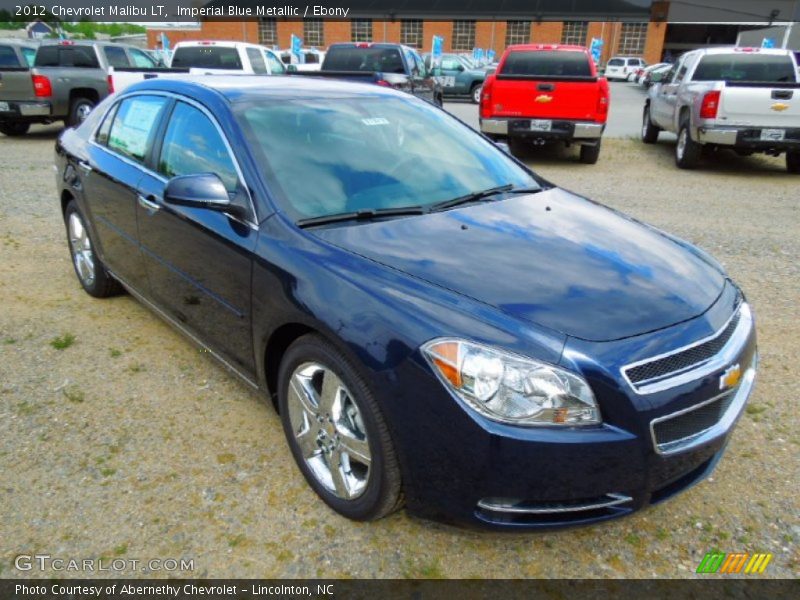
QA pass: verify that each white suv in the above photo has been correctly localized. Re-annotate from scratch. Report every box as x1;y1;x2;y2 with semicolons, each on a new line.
605;56;646;81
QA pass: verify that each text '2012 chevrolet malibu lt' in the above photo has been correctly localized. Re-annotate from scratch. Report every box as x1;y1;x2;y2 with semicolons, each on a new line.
55;76;757;528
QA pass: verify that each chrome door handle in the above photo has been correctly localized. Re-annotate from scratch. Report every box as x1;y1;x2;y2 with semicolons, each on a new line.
137;194;160;212
77;160;92;174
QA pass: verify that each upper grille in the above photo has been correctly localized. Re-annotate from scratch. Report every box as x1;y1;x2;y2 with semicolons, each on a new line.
625;310;741;388
652;391;736;452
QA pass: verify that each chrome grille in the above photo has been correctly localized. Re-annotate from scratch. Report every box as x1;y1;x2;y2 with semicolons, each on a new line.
652;391;735;453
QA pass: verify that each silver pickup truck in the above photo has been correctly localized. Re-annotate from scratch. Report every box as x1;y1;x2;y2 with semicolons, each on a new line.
642;47;800;173
0;40;171;136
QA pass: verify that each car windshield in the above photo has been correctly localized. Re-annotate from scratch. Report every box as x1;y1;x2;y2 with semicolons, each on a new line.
693;53;796;82
323;46;406;74
235;95;540;221
501;51;592;77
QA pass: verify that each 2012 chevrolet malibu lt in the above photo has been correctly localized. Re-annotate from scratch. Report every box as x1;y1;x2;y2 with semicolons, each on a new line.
55;76;757;528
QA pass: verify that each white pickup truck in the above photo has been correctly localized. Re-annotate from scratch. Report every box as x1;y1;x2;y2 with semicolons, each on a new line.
642;47;800;172
169;41;287;75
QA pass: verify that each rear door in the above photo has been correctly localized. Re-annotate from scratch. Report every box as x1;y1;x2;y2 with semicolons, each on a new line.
136;100;257;372
408;49;435;101
83;94;170;288
491;50;600;120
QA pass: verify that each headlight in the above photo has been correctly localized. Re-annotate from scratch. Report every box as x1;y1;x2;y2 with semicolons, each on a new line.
422;339;601;426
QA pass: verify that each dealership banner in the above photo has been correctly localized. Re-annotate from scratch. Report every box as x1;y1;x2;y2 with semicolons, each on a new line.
1;0;800;23
1;579;798;599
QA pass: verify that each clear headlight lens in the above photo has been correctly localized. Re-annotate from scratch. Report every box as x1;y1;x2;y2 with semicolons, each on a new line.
422;339;601;426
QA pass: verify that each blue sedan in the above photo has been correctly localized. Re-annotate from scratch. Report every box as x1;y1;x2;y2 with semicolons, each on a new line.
55;76;757;528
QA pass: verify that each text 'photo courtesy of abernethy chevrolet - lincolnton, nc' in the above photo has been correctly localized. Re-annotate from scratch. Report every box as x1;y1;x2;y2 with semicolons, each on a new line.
38;35;770;529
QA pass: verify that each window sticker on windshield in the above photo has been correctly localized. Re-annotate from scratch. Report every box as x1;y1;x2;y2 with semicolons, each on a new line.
362;118;390;126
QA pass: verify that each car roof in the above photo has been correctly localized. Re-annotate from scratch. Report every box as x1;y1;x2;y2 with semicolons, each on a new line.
173;40;265;50
126;74;403;104
506;44;588;53
685;46;795;57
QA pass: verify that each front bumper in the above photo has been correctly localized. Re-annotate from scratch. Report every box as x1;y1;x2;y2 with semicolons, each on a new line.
481;118;604;142
379;295;757;529
0;100;52;121
696;125;800;150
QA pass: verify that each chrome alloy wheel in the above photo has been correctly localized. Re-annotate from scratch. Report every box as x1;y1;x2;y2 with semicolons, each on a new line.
677;128;687;160
68;212;95;287
287;362;372;500
76;103;93;123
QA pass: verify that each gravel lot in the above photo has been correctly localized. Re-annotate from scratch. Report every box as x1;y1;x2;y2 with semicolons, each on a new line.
0;121;798;579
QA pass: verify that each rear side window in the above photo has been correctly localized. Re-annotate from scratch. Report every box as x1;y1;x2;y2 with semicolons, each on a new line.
158;102;239;193
104;46;129;68
264;51;285;74
171;46;243;70
107;95;169;163
693;54;796;83
501;51;592;77
129;48;156;68
607;58;624;66
34;46;99;68
324;47;406;74
0;45;20;67
246;47;267;74
304;52;320;64
21;47;36;66
627;58;642;66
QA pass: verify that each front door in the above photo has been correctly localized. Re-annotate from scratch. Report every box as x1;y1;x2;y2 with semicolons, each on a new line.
136;100;257;373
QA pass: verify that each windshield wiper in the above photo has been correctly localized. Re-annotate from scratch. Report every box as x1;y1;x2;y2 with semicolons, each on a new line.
429;184;542;212
297;206;425;228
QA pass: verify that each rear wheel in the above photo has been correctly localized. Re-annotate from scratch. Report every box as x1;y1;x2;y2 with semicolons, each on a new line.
64;200;122;298
278;335;403;521
65;97;95;128
470;83;482;104
579;141;602;164
0;121;30;137
675;117;702;169
641;105;660;144
787;151;800;174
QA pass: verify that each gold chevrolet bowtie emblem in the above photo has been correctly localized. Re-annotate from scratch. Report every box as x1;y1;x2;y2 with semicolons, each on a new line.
720;364;742;390
535;94;553;103
770;102;789;112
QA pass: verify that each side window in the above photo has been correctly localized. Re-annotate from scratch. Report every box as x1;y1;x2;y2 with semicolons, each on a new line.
21;47;36;66
264;51;285;74
69;46;100;68
104;46;129;68
670;57;686;84
129;48;156;68
34;46;59;67
107;95;169;163
0;45;19;67
95;102;120;146
158;102;239;194
247;47;268;74
413;52;427;77
441;58;461;71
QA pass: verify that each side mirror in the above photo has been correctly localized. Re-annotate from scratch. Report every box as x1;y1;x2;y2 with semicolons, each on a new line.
164;173;246;218
286;64;297;73
456;64;465;72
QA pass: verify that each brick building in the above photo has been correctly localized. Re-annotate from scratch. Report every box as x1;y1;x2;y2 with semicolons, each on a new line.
147;19;669;65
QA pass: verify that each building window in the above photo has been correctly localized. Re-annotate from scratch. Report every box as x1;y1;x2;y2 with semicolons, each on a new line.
618;22;648;55
258;19;277;47
452;20;476;51
561;21;588;46
351;19;373;43
304;19;324;47
400;19;423;49
505;21;531;46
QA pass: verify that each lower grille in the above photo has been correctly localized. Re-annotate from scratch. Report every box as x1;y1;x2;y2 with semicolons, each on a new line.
476;493;633;526
652;391;735;453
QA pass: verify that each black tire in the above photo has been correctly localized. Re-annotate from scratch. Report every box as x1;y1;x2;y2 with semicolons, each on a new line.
65;97;95;128
0;121;30;137
63;200;123;298
579;141;602;164
641;104;660;144
675;117;702;169
786;151;800;174
278;334;403;521
470;82;482;104
434;92;444;108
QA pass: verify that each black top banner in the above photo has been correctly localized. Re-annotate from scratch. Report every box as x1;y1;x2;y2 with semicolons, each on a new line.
0;0;799;23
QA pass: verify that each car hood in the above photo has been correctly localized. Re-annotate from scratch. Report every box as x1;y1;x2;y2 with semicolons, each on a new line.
313;188;725;342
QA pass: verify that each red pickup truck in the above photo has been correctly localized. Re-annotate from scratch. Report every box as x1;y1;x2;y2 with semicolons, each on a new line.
480;44;610;163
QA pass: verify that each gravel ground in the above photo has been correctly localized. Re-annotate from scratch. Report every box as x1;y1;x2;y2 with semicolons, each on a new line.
0;124;798;579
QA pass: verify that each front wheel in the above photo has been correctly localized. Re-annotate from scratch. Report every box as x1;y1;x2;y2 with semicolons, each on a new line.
278;335;403;521
641;105;660;144
470;83;482;104
675;118;702;169
787;151;800;174
0;121;30;136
